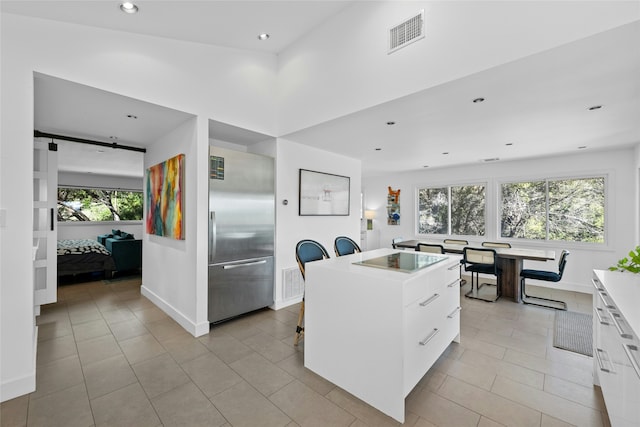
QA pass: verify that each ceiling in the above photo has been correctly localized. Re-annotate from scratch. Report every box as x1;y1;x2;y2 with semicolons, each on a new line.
7;2;640;178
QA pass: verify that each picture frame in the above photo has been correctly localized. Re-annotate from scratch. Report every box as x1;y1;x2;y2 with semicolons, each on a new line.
299;169;350;216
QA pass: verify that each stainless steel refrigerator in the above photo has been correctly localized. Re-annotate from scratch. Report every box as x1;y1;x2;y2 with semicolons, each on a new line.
208;146;275;323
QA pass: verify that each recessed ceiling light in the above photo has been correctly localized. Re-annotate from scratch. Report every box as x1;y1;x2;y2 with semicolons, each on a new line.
120;2;138;14
258;33;270;41
96;149;105;153
423;165;429;168
588;105;603;111
472;97;485;103
126;114;138;119
442;152;449;155
505;143;513;146
386;121;396;126
375;148;382;151
578;146;587;149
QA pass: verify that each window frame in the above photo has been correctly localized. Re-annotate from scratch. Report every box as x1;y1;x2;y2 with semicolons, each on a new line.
57;185;144;223
415;179;488;239
496;172;609;248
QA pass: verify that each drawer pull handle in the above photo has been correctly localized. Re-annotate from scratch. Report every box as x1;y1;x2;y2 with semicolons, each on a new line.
623;344;640;380
419;328;439;346
447;264;459;271
595;348;613;373
591;278;604;292
610;313;633;339
447;278;459;288
419;293;439;307
597;291;615;309
447;306;462;318
594;307;609;325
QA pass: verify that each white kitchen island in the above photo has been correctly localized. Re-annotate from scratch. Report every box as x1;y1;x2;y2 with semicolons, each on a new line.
304;248;462;423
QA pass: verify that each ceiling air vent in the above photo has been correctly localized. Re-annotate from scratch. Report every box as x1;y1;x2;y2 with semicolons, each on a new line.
388;10;425;54
482;158;500;163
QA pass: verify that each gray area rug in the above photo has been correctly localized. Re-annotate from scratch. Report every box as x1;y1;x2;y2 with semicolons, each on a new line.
553;311;593;357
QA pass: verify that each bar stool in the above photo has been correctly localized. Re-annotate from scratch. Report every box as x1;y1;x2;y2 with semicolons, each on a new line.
334;236;361;256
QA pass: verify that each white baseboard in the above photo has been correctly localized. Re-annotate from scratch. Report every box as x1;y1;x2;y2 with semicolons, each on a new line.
272;297;302;311
140;285;209;337
0;327;37;403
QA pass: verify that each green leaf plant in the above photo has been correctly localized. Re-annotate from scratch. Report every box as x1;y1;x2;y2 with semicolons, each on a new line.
609;246;640;274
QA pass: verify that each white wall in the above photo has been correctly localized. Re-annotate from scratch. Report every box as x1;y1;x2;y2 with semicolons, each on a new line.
273;139;361;309
0;13;277;402
277;1;639;135
363;148;638;293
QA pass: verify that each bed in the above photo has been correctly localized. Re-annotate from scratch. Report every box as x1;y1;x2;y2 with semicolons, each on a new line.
57;239;116;278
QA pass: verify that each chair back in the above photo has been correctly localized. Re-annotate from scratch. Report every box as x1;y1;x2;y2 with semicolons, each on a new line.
334;236;362;257
416;243;444;254
392;237;404;249
463;247;497;266
482;241;511;248
444;239;468;245
558;250;570;277
295;240;330;280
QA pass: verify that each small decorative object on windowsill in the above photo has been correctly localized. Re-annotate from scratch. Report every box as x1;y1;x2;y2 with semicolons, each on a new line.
609;246;640;274
365;210;376;230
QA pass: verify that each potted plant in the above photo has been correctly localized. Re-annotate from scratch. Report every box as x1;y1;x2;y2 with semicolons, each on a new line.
609;246;640;274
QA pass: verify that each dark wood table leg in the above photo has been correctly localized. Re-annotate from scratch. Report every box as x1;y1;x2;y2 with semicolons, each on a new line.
496;257;524;303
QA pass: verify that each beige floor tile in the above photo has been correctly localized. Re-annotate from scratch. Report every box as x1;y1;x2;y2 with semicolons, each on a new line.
119;333;166;364
161;332;211;364
27;383;93;427
108;317;149;341
326;387;403;427
438;376;541;427
432;356;496;391
455;335;507;360
229;353;295;396
543;375;605;411
269;380;355;426
276;352;336;396
145;317;189;342
459;348;545;389
0;394;29;427
31;355;84;400
242;332;297;363
413;417;438;427
475;329;547;357
541;414;577;427
76;334;122;366
181;352;243;398
414;367;447;392
478;416;506;426
90;382;160;427
67;305;102;325
71;318;111;342
212;380;291;427
133;306;170;324
35;334;77;366
255;317;296;341
211;316;264;341
37;320;73;342
406;386;480;427
198;333;254;364
503;349;593;387
491;376;604;427
100;307;136;325
151;382;227;427
83;354;138;399
132;353;191;399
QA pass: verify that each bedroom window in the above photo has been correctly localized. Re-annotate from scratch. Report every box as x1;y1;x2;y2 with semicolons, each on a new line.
58;187;143;222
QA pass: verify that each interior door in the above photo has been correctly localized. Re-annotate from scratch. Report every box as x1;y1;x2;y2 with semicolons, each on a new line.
33;139;58;306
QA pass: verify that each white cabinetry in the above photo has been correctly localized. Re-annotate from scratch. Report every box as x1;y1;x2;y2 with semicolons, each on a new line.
592;270;640;427
305;249;461;423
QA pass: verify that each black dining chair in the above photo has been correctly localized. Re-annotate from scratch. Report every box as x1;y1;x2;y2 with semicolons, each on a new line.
334;236;362;257
462;247;501;302
415;243;445;254
520;250;570;310
392;237;404;249
444;239;468;285
482;241;512;248
294;239;330;346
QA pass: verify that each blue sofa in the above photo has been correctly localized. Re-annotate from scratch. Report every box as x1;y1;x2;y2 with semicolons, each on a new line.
98;230;142;273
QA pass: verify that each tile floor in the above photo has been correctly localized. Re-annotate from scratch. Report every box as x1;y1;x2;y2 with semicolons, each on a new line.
1;276;609;427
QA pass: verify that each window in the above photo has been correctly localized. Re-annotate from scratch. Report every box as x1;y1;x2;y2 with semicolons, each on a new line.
418;184;485;236
58;187;143;222
500;177;605;243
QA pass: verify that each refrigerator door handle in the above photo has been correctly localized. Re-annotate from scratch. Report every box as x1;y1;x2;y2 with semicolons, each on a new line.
209;211;216;262
223;259;267;270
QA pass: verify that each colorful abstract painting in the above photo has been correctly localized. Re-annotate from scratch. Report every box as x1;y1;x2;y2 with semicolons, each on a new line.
146;154;184;240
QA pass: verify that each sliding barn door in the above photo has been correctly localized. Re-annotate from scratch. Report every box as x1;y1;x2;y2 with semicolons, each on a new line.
33;139;58;306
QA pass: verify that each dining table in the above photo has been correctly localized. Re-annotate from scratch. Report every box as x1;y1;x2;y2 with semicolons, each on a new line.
394;240;556;303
